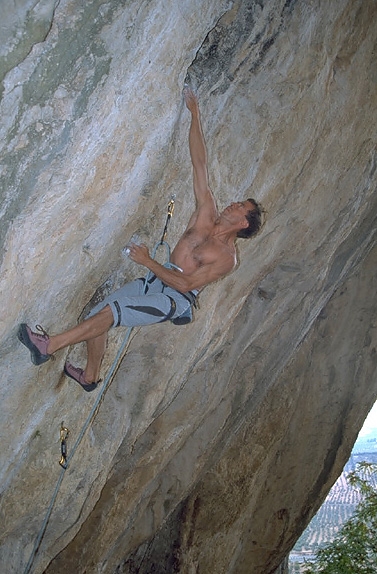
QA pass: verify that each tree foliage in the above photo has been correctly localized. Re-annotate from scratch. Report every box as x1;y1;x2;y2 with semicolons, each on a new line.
303;463;377;574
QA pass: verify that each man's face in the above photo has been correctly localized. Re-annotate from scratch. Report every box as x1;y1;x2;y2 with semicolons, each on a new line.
222;200;255;226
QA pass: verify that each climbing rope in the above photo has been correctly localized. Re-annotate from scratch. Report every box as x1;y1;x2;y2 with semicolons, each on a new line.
23;196;176;574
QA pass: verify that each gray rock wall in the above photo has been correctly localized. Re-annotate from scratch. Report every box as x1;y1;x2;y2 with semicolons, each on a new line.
0;1;376;573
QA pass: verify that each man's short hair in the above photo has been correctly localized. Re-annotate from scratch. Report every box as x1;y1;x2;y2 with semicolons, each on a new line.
237;198;262;239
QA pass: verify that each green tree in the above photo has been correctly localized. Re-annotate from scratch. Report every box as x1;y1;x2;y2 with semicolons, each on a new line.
303;463;377;574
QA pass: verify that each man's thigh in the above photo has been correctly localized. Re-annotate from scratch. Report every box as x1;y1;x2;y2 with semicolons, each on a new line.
86;278;146;321
109;290;173;327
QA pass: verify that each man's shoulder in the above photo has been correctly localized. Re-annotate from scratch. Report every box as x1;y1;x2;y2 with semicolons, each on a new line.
191;201;219;231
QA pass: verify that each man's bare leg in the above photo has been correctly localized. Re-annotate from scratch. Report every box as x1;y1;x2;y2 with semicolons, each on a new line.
49;306;113;384
18;305;115;381
84;332;107;383
47;305;114;355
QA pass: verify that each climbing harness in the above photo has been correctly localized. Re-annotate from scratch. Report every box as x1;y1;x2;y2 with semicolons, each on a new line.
59;422;69;469
23;195;182;574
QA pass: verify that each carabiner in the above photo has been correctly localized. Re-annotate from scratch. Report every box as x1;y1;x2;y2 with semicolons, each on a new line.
160;194;176;244
167;195;175;219
59;422;69;469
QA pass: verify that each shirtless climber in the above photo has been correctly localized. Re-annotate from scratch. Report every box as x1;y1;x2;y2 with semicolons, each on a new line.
18;87;262;391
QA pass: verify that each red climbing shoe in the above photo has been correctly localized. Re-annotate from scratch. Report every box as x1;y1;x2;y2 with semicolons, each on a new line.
63;361;100;392
18;323;51;365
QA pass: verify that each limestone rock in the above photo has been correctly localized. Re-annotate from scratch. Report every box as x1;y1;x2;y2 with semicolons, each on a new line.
0;1;376;573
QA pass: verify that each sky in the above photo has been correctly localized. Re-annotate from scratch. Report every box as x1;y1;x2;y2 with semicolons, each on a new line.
358;401;377;436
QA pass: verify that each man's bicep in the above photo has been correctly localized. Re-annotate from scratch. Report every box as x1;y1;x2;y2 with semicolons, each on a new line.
186;257;235;291
193;164;215;208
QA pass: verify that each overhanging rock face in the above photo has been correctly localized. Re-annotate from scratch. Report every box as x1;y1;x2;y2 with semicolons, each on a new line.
1;1;376;573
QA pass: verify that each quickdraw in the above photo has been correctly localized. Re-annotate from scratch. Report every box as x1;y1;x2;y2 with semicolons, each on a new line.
160;194;175;244
59;422;69;469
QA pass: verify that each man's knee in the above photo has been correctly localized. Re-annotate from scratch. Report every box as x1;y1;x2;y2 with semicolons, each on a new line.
95;304;115;329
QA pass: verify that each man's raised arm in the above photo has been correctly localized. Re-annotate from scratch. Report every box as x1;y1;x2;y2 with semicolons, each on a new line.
184;88;216;210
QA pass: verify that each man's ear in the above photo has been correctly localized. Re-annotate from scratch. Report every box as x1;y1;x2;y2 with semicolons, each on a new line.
241;218;249;228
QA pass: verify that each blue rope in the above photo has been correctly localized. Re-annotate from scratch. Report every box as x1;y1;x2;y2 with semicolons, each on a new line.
23;240;171;574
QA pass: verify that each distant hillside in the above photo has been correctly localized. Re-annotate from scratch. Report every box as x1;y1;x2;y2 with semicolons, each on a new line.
352;427;377;454
289;433;377;573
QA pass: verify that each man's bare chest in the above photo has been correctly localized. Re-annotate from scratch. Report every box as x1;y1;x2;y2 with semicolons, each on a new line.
175;229;233;266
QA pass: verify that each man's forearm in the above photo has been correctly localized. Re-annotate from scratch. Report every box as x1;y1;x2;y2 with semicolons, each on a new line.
144;258;193;293
189;108;207;170
128;244;194;291
184;88;208;171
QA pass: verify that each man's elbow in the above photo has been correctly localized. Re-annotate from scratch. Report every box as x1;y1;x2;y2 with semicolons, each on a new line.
175;276;197;293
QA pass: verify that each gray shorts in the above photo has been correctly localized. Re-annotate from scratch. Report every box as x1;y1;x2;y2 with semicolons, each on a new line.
87;275;198;328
